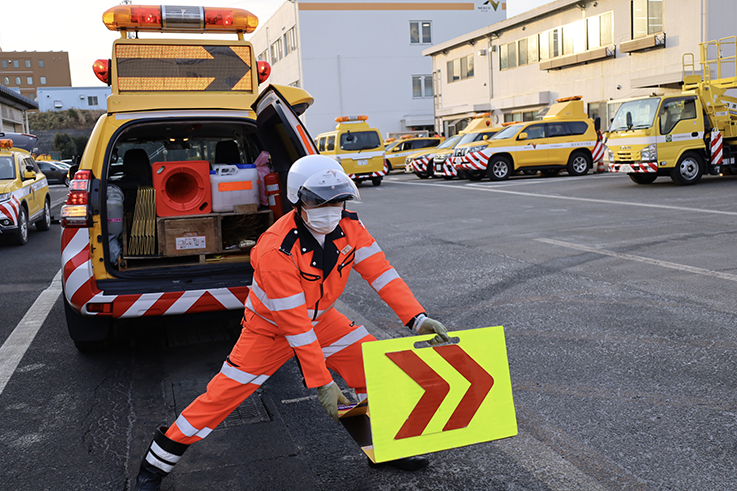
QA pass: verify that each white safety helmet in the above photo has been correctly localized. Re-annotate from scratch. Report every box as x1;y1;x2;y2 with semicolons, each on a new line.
287;154;360;206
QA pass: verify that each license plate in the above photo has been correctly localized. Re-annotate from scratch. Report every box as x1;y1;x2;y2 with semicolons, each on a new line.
357;159;368;166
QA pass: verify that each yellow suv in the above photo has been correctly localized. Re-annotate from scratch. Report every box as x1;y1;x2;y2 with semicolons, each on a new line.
59;5;322;351
454;97;601;180
384;135;443;172
0;132;51;245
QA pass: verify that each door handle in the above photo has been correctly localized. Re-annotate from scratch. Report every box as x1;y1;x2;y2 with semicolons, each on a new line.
692;132;698;137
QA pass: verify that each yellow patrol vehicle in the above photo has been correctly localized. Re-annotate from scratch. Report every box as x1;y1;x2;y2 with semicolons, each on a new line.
315;115;386;186
454;97;601;180
383;134;443;172
447;114;503;180
431;114;497;179
0;132;51;245
59;4;322;351
607;36;737;185
407;134;463;179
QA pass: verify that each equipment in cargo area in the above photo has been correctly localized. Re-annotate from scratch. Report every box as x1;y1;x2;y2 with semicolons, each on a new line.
153;160;212;217
210;164;260;212
128;186;156;256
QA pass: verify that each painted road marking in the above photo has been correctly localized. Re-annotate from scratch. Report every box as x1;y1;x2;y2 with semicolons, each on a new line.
392;179;737;217
0;269;62;396
537;238;737;282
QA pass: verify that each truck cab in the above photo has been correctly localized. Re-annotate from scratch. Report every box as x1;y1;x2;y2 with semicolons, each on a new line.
59;4;321;351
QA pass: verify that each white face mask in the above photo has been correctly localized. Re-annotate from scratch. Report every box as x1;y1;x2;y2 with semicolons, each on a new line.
303;206;343;234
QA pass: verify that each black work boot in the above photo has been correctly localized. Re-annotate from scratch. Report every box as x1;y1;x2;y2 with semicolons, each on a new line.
134;426;189;491
368;455;429;471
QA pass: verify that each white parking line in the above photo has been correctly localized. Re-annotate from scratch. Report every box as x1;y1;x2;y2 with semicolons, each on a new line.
392;180;737;217
0;269;62;396
537;238;737;282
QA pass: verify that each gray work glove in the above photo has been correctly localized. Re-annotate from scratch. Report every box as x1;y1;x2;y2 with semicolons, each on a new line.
317;381;350;423
416;316;451;345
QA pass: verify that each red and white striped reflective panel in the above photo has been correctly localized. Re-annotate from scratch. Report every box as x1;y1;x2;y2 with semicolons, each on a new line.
0;195;21;225
608;162;658;173
592;141;605;163
710;128;723;166
348;162;388;179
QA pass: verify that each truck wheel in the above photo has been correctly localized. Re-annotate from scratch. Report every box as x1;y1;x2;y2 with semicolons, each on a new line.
629;173;658;184
487;156;512;181
10;206;29;246
35;198;51;231
371;176;382;186
63;294;114;352
670;152;703;185
567;151;592;176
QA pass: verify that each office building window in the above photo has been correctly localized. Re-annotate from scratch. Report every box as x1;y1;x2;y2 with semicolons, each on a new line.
25;60;31;68
26;77;32;85
632;0;663;38
13;60;19;68
563;19;586;55
528;35;539;63
40;76;46;85
15;77;21;85
588;11;613;49
410;21;432;44
88;96;98;106
412;75;433;98
446;55;473;82
258;50;268;63
284;26;297;56
3;77;8;85
270;37;283;64
500;42;517;70
39;59;45;68
1;60;7;68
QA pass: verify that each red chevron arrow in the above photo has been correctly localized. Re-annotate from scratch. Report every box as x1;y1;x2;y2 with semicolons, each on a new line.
435;344;494;431
386;350;450;440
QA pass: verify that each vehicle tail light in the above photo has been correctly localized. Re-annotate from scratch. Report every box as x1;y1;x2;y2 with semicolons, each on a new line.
61;170;93;228
257;61;271;85
93;59;111;85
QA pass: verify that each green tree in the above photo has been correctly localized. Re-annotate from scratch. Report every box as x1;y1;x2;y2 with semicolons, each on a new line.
73;136;89;157
53;132;77;160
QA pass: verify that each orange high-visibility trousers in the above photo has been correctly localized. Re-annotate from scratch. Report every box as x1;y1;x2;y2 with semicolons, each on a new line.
165;308;376;445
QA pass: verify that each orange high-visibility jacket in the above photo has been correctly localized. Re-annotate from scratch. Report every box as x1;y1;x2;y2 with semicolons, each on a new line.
244;209;424;388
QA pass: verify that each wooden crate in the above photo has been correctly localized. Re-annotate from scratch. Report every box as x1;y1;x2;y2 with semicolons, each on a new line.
158;215;221;257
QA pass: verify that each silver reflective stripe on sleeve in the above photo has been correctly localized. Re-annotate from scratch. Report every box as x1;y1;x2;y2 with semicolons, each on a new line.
306;303;335;321
322;325;370;358
174;414;212;439
245;296;278;326
371;268;400;293
250;279;306;312
286;329;318;348
354;242;382;265
220;361;270;386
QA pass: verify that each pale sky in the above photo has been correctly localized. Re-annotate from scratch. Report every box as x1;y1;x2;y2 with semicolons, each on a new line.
0;0;549;88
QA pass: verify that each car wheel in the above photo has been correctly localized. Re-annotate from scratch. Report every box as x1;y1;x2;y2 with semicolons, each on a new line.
371;176;382;186
417;172;430;179
670;152;703;185
541;169;561;177
64;176;70;187
63;294;114;352
10;206;29;246
629;173;658;185
567;151;592;176
35;198;51;231
486;156;512;181
468;170;484;181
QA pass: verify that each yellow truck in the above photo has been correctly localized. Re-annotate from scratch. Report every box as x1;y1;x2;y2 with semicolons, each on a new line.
606;36;737;185
315;115;386;186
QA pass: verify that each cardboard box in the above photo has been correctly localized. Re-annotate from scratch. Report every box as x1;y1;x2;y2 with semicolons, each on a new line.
158;215;220;257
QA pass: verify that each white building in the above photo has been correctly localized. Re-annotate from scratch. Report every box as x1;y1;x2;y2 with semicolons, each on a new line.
36;86;111;112
424;0;737;135
249;0;507;137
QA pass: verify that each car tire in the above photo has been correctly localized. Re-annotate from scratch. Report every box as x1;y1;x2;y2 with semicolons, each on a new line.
670;152;703;185
371;176;382;186
417;172;430;180
486;156;512;181
64;176;70;187
468;170;484;181
629;173;658;185
541;169;561;177
35;198;51;231
63;294;114;352
567;151;592;176
10;206;29;246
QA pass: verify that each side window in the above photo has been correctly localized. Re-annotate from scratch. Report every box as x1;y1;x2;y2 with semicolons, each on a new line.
659;98;696;135
545;123;570;137
523;124;545;139
568;121;589;135
327;135;335;151
37;162;50;171
318;137;326;152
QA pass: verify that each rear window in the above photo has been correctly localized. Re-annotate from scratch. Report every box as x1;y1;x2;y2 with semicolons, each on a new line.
0;156;15;180
340;131;381;151
568;121;589;135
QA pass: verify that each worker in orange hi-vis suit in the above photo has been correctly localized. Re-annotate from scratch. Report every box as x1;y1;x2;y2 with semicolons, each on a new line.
134;155;451;491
